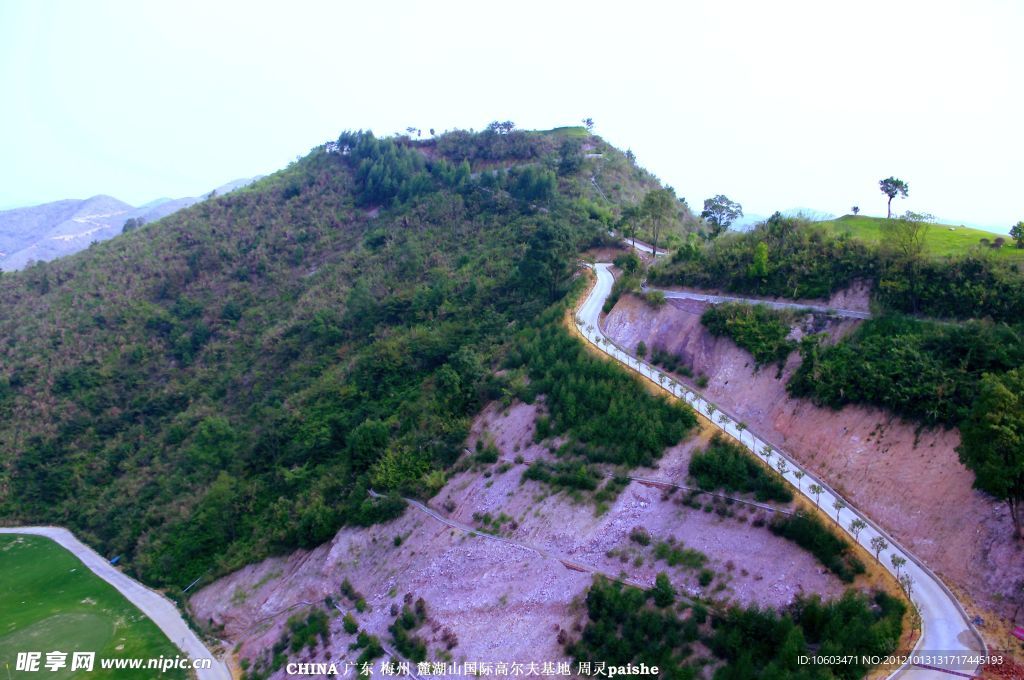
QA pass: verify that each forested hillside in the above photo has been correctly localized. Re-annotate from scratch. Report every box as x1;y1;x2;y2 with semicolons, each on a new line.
650;212;1024;536
652;214;1024;430
0;126;680;589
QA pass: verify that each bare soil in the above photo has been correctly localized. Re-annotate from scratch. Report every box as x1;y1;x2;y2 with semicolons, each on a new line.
192;401;846;677
602;292;1024;638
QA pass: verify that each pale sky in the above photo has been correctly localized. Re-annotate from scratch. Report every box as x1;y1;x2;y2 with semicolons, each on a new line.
1;0;1021;228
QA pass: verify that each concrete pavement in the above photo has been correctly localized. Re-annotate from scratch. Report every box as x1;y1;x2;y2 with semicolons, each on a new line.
0;526;231;680
575;263;985;679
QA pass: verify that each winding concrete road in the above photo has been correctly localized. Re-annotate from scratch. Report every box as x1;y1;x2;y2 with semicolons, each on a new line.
576;263;985;679
642;286;873;320
0;527;231;680
623;237;666;257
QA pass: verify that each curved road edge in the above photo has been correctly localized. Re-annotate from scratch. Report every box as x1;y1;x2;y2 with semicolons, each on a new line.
575;263;986;680
642;286;872;320
0;526;232;680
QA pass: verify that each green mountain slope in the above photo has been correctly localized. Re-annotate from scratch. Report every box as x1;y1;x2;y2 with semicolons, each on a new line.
820;214;1022;259
0;128;676;588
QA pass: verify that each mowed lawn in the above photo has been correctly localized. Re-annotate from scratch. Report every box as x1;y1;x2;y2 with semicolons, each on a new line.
0;534;185;679
819;215;1024;259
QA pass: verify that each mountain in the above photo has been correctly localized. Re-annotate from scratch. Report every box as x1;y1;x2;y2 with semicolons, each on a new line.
0;177;260;271
0;129;950;676
0;195;134;271
0;127;671;588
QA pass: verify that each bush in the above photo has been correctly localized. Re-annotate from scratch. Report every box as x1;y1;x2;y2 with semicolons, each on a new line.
650;572;675;607
286;610;330;652
475;441;499;464
565;578;700;672
569;576;903;680
701;303;796;368
652;541;707;569
788;314;1024;427
512;322;697;468
643;290;666;308
769;511;865;582
688;434;792;503
614;252;641;274
709;589;903;680
651;213;876;300
629;527;652;546
523;460;600;492
389;605;428;662
648;346;691;376
602;274;640;313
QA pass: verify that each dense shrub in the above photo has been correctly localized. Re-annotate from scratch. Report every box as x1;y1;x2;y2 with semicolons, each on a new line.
565;578;701;676
569;578;903;680
688;434;793;503
511;320;696;468
701;303;796;368
877;253;1024;321
769;512;865;582
788;314;1024;427
651;214;876;300
523;460;601;492
709;590;903;680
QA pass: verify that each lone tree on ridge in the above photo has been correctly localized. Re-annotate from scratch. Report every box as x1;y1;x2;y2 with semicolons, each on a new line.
879;176;909;218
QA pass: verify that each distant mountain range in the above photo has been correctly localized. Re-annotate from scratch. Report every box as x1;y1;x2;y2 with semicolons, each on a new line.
0;177;260;271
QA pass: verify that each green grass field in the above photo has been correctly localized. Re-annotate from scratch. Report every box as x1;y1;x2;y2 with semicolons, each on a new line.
540;125;590;137
0;535;185;679
819;214;1024;259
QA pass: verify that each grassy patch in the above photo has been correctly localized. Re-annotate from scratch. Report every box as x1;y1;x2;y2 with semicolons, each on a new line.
542;126;590;138
0;534;184;679
821;215;1022;259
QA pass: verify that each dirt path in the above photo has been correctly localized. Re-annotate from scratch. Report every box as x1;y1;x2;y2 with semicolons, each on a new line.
0;526;231;680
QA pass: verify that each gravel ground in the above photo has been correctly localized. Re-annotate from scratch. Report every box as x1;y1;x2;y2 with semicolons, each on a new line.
192;397;847;678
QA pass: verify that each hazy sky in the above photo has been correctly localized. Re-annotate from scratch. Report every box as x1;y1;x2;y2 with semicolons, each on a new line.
1;0;1021;227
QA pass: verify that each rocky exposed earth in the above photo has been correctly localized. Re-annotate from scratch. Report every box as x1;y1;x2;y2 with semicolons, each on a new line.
601;291;1024;642
191;401;847;677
